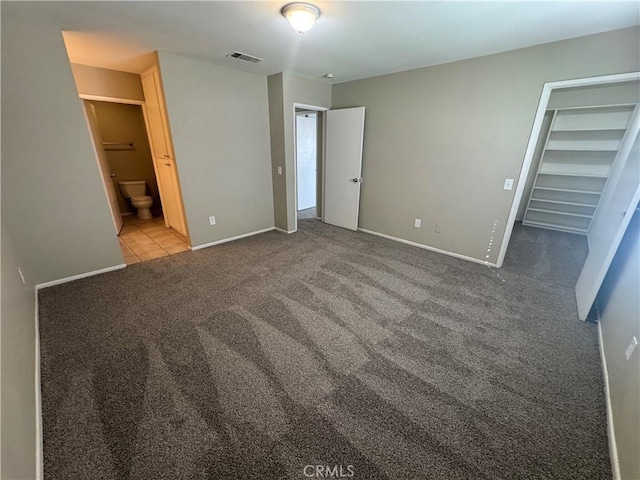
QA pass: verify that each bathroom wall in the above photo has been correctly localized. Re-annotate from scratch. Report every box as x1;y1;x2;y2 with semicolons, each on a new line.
88;100;160;214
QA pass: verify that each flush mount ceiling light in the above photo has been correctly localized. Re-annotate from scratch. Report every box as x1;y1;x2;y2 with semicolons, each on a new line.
281;2;320;34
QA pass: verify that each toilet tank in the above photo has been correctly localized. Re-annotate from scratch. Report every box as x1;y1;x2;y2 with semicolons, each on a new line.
118;181;146;199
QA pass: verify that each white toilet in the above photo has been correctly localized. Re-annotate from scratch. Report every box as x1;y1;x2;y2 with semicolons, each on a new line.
118;181;153;220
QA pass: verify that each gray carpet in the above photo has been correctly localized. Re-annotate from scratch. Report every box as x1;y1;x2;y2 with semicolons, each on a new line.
38;220;611;480
297;207;317;220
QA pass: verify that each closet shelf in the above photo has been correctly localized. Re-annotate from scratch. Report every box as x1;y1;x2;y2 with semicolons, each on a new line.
545;147;620;152
537;172;608;178
551;127;626;133
523;102;637;235
527;208;593;218
533;186;602;195
529;198;597;208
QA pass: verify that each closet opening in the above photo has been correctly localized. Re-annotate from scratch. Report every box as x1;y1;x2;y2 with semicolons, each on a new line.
500;72;640;320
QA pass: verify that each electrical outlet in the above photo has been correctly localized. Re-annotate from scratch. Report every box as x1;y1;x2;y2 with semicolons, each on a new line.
435;223;442;233
503;178;514;190
277;166;283;175
625;336;638;361
209;216;216;226
414;218;421;228
17;267;26;284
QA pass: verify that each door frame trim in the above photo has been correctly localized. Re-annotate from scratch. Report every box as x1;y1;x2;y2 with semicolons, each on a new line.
292;103;329;233
79;93;185;239
497;71;640;268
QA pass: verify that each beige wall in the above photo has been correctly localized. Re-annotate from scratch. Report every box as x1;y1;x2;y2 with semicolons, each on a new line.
70;63;144;101
157;51;274;247
268;74;287;230
598;209;640;480
88;100;160;214
1;222;38;480
1;11;124;284
332;27;640;264
268;73;331;231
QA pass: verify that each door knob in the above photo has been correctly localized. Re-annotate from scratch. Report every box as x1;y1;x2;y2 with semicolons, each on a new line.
110;173;116;177
163;154;170;158
351;177;363;183
165;163;171;167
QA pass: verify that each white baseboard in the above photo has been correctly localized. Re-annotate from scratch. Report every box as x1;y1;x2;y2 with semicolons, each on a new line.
191;227;275;251
35;289;43;480
36;264;127;290
274;227;297;234
358;228;498;267
598;322;621;480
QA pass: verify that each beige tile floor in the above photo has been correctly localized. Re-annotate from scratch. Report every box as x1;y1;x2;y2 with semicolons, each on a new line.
118;215;190;265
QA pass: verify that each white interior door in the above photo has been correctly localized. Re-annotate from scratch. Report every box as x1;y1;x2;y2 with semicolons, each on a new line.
83;101;123;235
324;107;365;231
296;113;317;211
575;116;640;320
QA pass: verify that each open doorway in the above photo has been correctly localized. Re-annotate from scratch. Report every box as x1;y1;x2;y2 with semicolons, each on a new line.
82;97;190;264
85;100;162;220
293;104;328;231
292;104;366;233
296;110;318;221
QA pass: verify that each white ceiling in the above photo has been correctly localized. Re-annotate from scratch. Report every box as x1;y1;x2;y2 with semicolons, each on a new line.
6;1;640;83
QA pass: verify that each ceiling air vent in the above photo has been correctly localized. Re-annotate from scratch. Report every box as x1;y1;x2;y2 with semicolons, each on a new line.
226;51;263;64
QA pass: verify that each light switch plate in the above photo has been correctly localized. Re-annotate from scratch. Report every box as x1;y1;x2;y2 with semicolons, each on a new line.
503;179;514;190
625;336;638;361
277;166;283;175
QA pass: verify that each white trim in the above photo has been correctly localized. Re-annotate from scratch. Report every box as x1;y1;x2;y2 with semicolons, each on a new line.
191;227;275;250
497;71;640;269
36;264;127;290
35;289;43;480
79;93;144;106
274;227;297;234
358;228;498;267
598;322;621;480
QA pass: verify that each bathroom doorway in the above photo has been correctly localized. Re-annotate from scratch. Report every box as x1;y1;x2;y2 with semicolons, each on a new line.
81;97;190;264
84;99;162;220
